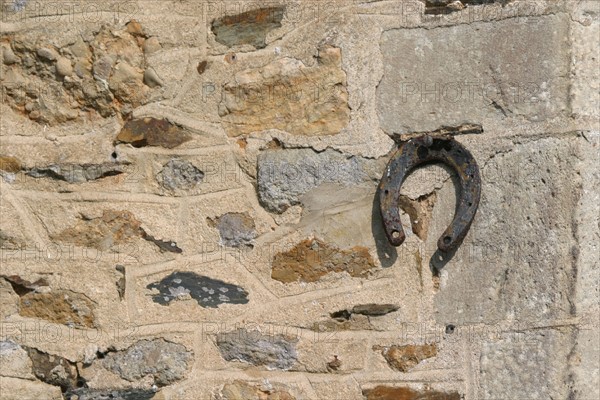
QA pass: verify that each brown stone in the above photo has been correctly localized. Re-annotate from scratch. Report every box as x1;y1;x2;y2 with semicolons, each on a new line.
0;155;21;173
19;289;96;328
116;118;192;148
221;380;296;400
363;386;460;400
1;275;49;296
126;20;145;37
374;344;437;372
399;192;437;241
51;210;142;251
25;347;79;391
219;46;350;137
271;238;377;283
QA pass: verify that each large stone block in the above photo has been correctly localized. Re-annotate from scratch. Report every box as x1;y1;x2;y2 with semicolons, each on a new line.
378;14;570;134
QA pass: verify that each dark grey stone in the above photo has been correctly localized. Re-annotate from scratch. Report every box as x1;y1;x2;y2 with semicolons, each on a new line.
216;328;298;370
146;271;249;308
26;163;124;183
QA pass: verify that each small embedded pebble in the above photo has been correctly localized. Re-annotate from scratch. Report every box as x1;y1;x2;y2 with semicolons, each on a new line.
144;68;163;88
143;37;161;54
2;46;19;65
36;47;59;61
56;57;73;77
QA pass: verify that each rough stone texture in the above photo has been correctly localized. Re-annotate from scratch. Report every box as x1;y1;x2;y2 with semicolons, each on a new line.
258;148;378;213
1;1;598;399
1;22;154;125
116;118;192;149
219;380;295;400
211;7;285;49
219;46;350;137
146;271;249;308
0;155;21;173
156;159;204;191
0;341;34;379
373;344;438;372
271;238;377;283
216;329;298;370
51;210;142;251
19;289;96;328
363;386;461;400
212;212;257;247
102;339;192;387
26;162;124;183
64;388;159;400
0;377;62;400
479;329;572;399
25;346;79;391
378;14;570;134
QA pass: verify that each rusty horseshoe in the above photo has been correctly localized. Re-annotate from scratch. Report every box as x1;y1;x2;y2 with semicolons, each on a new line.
378;135;481;253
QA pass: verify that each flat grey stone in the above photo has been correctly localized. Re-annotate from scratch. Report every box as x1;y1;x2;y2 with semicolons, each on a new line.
257;148;378;213
103;339;191;387
377;14;570;134
216;328;298;370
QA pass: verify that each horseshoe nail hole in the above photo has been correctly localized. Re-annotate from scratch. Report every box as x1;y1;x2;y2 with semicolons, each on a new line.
384;189;389;195
111;152;118;159
417;146;429;159
443;236;452;245
468;202;473;207
392;231;401;239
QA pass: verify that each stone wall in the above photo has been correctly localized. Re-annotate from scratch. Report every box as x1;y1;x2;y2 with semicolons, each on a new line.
0;1;598;399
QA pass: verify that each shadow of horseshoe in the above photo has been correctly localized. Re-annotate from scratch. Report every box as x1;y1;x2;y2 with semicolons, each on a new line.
378;135;481;265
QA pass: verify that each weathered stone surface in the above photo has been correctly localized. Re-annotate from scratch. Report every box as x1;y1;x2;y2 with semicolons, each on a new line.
212;212;257;248
219;46;350;137
51;210;142;251
64;388;159;400
103;339;192;387
51;209;181;253
19;289;96;328
257;149;378;213
157;159;204;191
479;329;572;399
1;22;155;125
363;386;460;400
399;192;437;241
25;346;79;391
116;118;192;149
373;344;437;372
219;380;296;400
0;155;21;173
271;238;377;283
1;274;49;296
211;7;285;49
146;271;249;308
435;137;582;323
216;329;298;370
378;14;570;134
0;341;34;379
0;376;63;400
26;163;124;183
